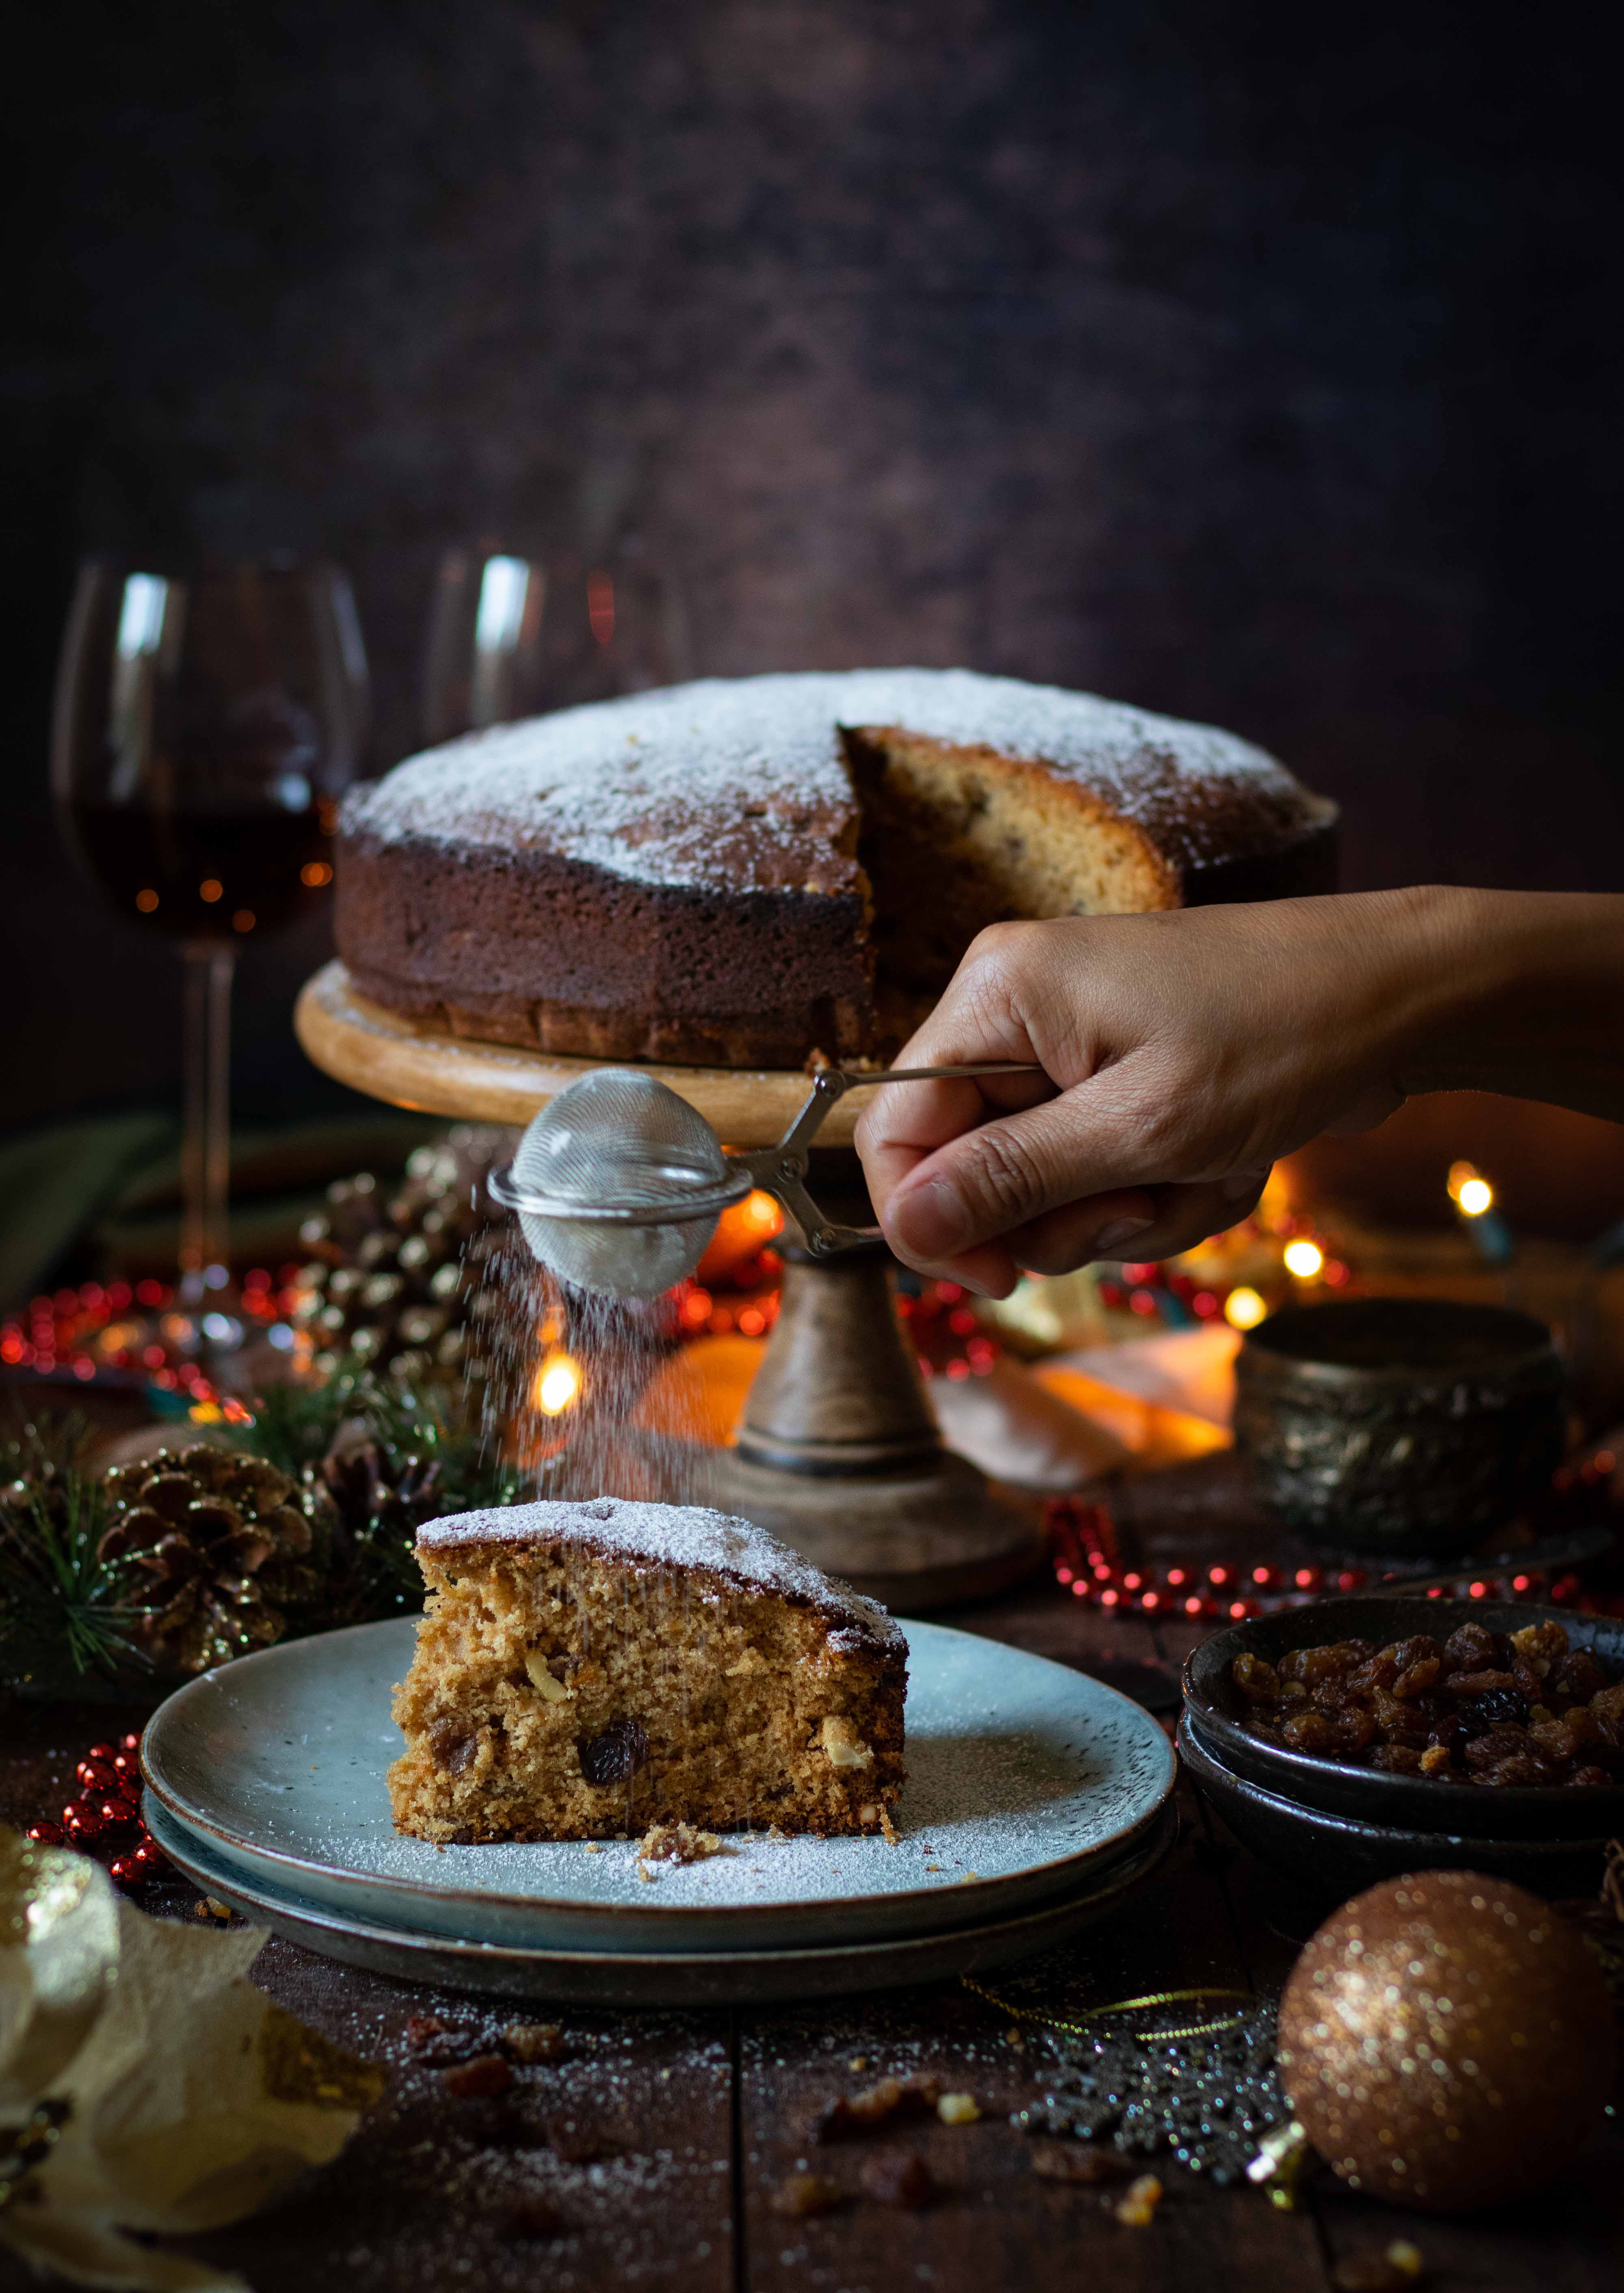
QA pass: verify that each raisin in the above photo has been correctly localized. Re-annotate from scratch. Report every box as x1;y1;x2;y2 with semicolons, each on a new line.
859;2151;937;2209
426;1719;480;1775
1371;1688;1429;1746
1458;1688;1529;1736
1391;1634;1442;1671
1280;1641;1369;1686
1370;1743;1424;1775
1509;1655;1544;1702
1231;1654;1279;1702
1569;1765;1613;1788
1592;1683;1624;1727
1330;1705;1378;1755
1531;1708;1600;1764
1551;1649;1609;1700
1281;1710;1339;1753
1443;1622;1499;1672
1445;1668;1516;1697
1462;1723;1537;1772
1470;1753;1559;1787
1348;1651;1400;1694
577;1719;651;1785
1392;1657;1441;1700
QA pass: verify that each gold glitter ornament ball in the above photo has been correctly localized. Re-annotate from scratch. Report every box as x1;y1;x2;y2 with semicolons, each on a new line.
1277;1869;1615;2213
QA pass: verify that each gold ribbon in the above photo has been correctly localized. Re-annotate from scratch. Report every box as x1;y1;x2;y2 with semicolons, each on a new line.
961;1975;1254;2042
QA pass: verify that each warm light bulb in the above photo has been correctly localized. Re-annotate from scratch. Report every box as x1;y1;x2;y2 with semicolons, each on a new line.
1224;1286;1267;1330
745;1189;784;1235
534;1350;581;1416
1283;1239;1324;1278
1447;1159;1494;1215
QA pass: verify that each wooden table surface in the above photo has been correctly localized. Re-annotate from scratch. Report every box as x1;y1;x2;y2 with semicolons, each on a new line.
4;1575;1621;2293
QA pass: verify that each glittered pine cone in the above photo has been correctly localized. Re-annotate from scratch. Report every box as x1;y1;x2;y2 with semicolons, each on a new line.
98;1444;323;1675
310;1436;445;1543
291;1131;510;1387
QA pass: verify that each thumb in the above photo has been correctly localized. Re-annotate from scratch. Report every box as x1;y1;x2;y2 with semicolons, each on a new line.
882;1086;1142;1264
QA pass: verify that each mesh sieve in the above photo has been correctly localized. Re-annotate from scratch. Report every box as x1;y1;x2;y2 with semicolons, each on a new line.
491;1058;1044;1299
495;1068;750;1298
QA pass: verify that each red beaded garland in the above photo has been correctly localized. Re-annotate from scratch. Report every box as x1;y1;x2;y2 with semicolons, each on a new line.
30;1730;166;1890
1042;1489;1618;1622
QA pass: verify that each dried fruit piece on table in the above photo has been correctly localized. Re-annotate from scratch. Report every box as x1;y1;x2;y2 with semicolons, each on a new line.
1114;2172;1162;2226
771;2172;847;2217
814;2073;943;2140
502;2021;566;2064
859;2151;937;2209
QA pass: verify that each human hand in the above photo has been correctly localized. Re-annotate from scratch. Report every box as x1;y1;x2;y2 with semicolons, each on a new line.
853;892;1439;1296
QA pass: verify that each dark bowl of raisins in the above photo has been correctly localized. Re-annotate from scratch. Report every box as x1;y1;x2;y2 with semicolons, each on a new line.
1182;1596;1624;1840
1175;1710;1615;1900
1233;1299;1567;1556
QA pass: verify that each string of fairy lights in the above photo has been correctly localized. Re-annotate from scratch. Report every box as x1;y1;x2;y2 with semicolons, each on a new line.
0;1150;1536;1443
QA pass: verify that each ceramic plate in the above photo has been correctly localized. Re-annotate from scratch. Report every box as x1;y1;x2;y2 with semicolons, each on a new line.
144;1792;1178;2006
142;1616;1176;1954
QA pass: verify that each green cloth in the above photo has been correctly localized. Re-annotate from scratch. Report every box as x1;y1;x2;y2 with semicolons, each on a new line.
0;1110;448;1307
0;1114;175;1308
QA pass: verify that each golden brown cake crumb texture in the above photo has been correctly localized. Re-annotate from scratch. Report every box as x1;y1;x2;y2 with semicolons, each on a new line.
388;1538;907;1843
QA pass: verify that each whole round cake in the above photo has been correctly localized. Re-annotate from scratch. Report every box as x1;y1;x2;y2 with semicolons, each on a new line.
336;668;1337;1068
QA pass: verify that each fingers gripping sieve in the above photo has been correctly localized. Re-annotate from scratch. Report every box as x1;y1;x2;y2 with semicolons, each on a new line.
489;1061;1043;1298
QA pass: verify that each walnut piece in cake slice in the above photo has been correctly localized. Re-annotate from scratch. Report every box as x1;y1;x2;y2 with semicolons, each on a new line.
388;1496;907;1843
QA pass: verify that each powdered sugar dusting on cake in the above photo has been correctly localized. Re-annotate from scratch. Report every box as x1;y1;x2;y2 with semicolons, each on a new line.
341;668;1325;889
419;1494;905;1651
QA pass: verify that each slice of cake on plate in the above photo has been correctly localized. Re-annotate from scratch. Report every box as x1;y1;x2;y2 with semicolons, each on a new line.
388;1496;907;1843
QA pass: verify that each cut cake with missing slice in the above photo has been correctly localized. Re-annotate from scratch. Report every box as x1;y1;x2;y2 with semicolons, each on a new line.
388;1496;907;1843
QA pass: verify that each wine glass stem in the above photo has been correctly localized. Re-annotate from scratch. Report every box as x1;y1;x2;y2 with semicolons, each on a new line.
179;943;235;1311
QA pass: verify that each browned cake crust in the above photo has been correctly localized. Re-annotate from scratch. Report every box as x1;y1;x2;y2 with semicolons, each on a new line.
388;1497;907;1844
337;668;1337;1068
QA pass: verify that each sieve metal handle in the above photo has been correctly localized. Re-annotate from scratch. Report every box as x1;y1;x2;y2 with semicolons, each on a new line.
730;1060;1044;1257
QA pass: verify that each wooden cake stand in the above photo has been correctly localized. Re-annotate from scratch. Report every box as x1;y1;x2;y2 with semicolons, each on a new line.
294;960;1044;1609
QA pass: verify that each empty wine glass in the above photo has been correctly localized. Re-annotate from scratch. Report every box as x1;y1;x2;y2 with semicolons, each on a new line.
421;539;687;744
52;556;369;1361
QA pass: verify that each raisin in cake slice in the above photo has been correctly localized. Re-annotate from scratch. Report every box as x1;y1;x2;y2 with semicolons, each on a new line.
388;1496;907;1844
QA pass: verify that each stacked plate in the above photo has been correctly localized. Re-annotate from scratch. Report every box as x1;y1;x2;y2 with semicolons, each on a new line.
142;1617;1179;2006
1180;1595;1624;1901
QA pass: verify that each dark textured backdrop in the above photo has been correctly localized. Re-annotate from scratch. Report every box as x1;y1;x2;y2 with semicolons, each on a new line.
3;0;1618;1131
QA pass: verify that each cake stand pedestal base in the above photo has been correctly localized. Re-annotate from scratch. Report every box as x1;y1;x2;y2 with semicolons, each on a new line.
694;1235;1044;1609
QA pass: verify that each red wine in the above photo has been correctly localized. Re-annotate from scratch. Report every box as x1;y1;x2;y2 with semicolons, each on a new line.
64;802;338;939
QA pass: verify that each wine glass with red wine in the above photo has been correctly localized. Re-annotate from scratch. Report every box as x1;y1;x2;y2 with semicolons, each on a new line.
52;556;369;1360
421;538;687;744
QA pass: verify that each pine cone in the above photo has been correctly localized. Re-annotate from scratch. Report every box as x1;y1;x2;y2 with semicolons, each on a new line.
300;1437;451;1620
99;1444;322;1675
290;1130;511;1387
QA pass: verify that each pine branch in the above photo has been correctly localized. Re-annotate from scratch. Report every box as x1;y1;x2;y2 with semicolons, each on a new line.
0;1421;155;1696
